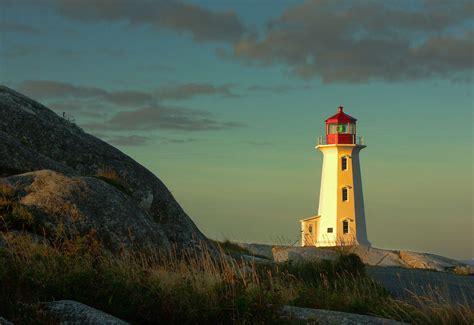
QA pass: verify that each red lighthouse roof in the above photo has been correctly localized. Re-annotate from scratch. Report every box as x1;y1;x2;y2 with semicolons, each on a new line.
325;106;357;123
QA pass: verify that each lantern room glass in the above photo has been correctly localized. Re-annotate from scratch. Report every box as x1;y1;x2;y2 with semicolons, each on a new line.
328;123;355;134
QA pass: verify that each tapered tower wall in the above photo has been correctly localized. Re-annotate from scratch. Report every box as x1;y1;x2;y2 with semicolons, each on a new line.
316;144;370;247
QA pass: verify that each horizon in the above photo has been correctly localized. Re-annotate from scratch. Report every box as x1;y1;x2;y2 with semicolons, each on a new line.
1;0;472;260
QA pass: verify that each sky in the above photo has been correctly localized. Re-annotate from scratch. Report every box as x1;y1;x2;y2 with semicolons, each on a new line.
0;0;472;259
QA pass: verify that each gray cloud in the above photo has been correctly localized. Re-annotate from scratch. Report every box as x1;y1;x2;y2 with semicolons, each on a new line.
222;0;474;82
243;140;272;146
159;137;197;144
97;106;245;131
18;80;155;107
16;80;245;131
0;44;39;59
17;80;237;105
246;84;310;93
157;83;237;100
0;21;39;34
54;0;245;42
107;135;150;146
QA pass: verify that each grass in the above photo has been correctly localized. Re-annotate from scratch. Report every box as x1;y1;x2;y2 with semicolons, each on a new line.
0;182;36;233
93;167;130;195
0;232;472;324
213;239;270;260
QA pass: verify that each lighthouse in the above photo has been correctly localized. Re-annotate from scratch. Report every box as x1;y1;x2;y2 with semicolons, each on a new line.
301;106;370;247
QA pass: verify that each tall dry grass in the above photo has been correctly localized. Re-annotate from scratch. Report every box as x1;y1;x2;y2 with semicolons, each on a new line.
0;232;472;324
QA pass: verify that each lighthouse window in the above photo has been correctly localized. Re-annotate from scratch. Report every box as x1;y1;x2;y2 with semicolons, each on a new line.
341;157;348;170
308;224;313;233
337;124;347;134
343;220;349;234
327;227;333;233
342;188;349;201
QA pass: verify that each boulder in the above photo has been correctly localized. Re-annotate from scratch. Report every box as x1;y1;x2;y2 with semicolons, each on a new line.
398;250;464;271
45;300;128;324
3;170;169;251
282;306;407;325
272;246;339;263
0;86;209;251
235;242;274;259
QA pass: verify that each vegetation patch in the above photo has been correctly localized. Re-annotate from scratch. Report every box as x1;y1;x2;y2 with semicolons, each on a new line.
213;240;269;260
0;183;35;232
93;167;130;195
1;233;472;324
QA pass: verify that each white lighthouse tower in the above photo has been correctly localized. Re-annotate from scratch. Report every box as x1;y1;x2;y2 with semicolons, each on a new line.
301;106;370;247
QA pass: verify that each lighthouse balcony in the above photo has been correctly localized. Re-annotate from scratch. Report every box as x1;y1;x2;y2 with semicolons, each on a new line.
317;135;365;146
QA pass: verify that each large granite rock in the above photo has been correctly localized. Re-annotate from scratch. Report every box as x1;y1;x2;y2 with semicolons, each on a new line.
3;170;169;251
0;85;209;251
45;300;128;324
272;246;339;263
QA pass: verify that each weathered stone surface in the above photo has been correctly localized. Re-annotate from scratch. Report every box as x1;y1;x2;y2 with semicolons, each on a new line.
0;316;14;325
272;246;339;263
45;300;128;324
235;242;274;259
236;242;468;272
282;306;407;325
350;245;409;268
0;86;209;250
4;170;170;251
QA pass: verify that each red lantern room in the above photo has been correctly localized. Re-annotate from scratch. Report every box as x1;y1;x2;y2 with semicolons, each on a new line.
325;106;357;144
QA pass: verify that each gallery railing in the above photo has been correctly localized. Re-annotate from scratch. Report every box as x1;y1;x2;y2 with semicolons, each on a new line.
317;135;365;145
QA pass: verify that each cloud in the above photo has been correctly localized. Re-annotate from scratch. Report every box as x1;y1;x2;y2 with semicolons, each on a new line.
54;0;245;42
0;44;39;59
222;0;474;82
107;135;150;146
90;106;245;131
246;84;310;93
18;80;155;106
17;80;238;105
157;83;237;100
0;21;39;34
243;140;272;146
16;80;245;131
48;100;107;117
159;137;197;144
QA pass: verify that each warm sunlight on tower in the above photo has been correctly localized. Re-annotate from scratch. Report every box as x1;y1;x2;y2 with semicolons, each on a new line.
301;106;370;247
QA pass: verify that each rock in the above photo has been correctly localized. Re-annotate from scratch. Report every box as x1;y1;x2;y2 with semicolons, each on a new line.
45;300;128;324
398;250;465;271
350;245;410;268
3;170;169;252
0;86;210;251
235;242;274;259
272;246;339;263
0;317;14;325
238;254;271;264
282;306;407;325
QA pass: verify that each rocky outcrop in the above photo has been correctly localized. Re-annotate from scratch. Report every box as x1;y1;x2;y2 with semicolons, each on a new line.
0;86;209;251
282;306;407;325
272;246;339;263
3;170;169;251
237;242;467;272
45;300;128;324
